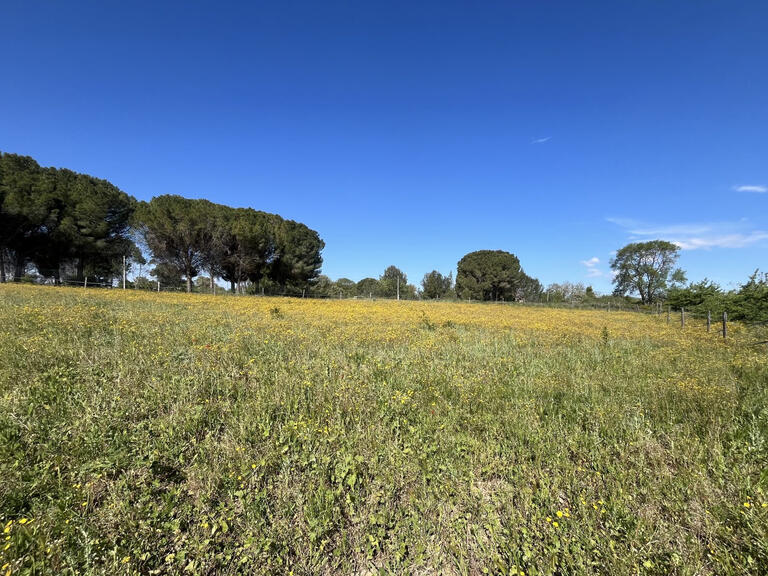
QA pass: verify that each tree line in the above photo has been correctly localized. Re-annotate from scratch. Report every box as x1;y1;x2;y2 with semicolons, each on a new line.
0;152;324;292
311;251;543;302
2;152;766;320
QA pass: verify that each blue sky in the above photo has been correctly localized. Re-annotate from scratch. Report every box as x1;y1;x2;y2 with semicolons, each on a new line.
2;1;767;293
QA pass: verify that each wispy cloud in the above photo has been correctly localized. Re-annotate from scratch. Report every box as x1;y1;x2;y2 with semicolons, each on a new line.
580;256;609;278
606;217;768;250
531;136;551;144
733;184;767;193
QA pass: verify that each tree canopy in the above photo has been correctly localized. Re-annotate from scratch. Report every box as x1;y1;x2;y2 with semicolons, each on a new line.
455;250;540;301
421;270;453;299
1;153;324;291
0;152;136;284
137;196;324;293
610;240;682;304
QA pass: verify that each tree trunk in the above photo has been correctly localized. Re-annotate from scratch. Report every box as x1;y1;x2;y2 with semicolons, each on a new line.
0;249;5;283
13;253;25;282
186;275;192;293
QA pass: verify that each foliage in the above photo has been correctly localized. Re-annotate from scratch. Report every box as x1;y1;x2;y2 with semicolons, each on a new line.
611;240;682;304
0;152;137;284
1;284;766;574
356;277;379;297
455;250;540;301
335;278;357;298
666;279;726;313
378;265;408;298
546;282;587;303
730;270;768;323
421;270;453;299
0;153;324;293
136;196;212;293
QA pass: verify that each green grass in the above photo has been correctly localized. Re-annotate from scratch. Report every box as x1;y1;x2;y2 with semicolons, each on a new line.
0;285;766;575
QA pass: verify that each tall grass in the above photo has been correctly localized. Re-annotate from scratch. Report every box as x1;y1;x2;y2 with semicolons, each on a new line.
0;285;766;575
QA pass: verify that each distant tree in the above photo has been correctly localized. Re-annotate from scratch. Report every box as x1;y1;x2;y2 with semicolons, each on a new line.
356;277;379;297
379;265;408;298
455;250;535;301
546;282;586;303
133;276;156;290
309;275;335;298
336;278;356;298
610;240;683;304
421;270;453;299
1;153;325;292
585;286;595;299
128;245;148;282
0;153;43;280
666;278;722;311
270;219;325;292
516;274;543;302
149;262;185;289
136;196;214;292
731;270;768;322
0;152;136;284
218;208;276;292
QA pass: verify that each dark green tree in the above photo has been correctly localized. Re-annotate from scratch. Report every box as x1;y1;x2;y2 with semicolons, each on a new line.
218;208;276;292
356;277;380;297
421;270;453;299
666;279;723;311
136;196;214;293
309;275;335;298
731;270;768;322
455;250;532;301
610;240;683;304
379;265;408;298
270;219;325;292
0;153;136;284
336;278;356;298
516;273;543;302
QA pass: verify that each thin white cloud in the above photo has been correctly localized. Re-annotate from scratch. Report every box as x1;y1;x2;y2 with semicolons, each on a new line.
531;136;551;144
606;217;768;250
673;232;768;250
734;185;767;193
580;256;609;278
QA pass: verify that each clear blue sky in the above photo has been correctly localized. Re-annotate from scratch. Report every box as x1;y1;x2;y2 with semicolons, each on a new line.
2;1;767;292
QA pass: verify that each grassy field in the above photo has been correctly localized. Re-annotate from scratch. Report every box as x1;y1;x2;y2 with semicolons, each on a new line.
0;285;767;575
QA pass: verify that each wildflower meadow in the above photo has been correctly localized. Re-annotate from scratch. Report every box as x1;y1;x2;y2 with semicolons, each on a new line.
1;284;766;575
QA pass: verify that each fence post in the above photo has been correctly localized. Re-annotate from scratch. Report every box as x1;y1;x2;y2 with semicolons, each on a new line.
722;311;727;340
707;310;711;332
681;307;685;328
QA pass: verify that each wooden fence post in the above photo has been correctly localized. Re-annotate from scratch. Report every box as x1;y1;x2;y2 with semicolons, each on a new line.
722;311;727;340
707;310;711;332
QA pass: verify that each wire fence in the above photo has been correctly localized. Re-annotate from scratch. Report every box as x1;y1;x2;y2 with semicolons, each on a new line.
3;275;766;346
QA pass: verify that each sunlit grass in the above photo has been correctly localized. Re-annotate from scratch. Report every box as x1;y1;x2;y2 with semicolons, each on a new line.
1;284;766;575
